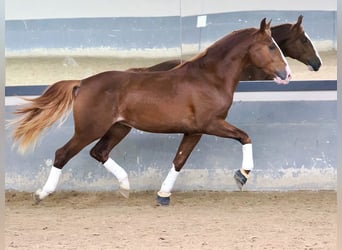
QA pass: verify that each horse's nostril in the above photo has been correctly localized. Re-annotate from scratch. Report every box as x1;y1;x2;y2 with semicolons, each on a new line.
275;70;287;80
308;59;322;71
314;61;322;71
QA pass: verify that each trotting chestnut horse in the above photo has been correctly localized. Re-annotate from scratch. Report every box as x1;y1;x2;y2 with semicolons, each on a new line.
10;19;291;206
129;15;321;80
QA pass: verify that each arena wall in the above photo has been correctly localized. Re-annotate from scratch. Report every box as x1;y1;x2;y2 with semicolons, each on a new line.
5;0;337;55
5;1;337;192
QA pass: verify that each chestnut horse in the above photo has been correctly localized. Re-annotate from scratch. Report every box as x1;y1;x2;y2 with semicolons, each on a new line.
129;15;321;80
10;19;291;205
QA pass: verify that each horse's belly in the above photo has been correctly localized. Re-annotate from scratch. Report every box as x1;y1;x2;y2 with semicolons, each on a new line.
121;107;197;134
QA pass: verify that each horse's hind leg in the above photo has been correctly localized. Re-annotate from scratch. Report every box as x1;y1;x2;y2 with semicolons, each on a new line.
90;123;132;198
34;133;100;203
157;133;202;206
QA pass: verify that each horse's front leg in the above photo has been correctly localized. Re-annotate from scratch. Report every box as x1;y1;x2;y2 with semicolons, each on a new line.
206;119;254;190
157;134;202;206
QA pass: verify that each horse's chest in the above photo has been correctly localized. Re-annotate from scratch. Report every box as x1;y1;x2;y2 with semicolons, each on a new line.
194;94;232;121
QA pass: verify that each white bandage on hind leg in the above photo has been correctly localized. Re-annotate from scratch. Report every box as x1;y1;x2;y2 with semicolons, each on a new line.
103;158;130;190
37;166;62;200
158;164;180;197
242;143;254;171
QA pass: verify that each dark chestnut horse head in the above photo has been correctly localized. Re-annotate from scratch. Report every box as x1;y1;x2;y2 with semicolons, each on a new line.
271;15;322;71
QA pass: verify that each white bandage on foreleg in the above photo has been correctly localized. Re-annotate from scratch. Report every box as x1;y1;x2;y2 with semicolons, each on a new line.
242;143;254;171
103;158;130;190
158;165;180;197
37;166;62;200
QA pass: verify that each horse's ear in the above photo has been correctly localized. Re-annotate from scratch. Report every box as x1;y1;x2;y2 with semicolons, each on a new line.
293;15;303;30
297;15;303;26
259;18;271;34
259;18;267;33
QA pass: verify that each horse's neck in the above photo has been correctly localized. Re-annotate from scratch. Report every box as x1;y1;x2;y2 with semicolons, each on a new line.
187;46;248;95
211;41;249;82
221;55;249;92
186;30;253;93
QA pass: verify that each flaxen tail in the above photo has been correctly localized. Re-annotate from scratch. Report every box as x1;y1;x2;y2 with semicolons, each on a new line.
8;80;81;154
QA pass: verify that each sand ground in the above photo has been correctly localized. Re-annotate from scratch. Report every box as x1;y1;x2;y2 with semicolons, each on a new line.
5;190;337;250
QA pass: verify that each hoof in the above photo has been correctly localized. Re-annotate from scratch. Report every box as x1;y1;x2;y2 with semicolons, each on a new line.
156;195;170;206
234;169;248;191
32;190;42;205
234;179;243;191
118;177;130;198
119;187;130;199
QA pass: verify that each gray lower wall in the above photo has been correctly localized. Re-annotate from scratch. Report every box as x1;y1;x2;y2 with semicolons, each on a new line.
5;99;337;192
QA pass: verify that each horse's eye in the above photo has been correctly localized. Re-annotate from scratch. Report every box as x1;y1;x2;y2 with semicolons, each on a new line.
301;37;308;43
268;44;276;51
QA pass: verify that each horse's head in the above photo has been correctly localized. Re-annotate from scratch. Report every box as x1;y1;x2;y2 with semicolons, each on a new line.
248;18;291;84
278;15;322;71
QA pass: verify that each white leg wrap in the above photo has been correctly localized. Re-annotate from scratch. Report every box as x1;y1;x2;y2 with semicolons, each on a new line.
36;166;62;200
242;143;254;171
158;165;179;197
103;158;130;190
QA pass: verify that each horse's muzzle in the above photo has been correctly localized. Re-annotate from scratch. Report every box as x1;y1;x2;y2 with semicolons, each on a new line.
274;65;291;84
307;58;322;72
